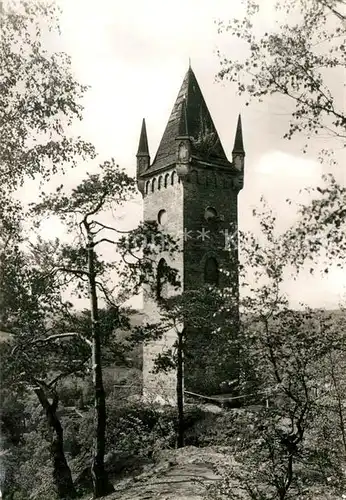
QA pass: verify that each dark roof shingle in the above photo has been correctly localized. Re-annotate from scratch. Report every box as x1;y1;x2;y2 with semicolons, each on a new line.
145;67;231;174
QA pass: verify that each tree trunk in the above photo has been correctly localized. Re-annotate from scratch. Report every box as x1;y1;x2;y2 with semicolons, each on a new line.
35;388;76;499
176;328;184;448
328;351;346;456
87;235;114;498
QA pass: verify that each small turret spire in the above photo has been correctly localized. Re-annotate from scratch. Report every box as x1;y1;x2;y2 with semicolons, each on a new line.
137;118;149;156
136;119;150;189
232;114;245;154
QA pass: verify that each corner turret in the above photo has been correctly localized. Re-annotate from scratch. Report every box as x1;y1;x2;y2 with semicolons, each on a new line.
136;118;150;195
232;114;245;167
232;114;245;190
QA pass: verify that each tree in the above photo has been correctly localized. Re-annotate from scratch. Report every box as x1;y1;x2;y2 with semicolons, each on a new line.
149;286;235;448
217;0;346;156
0;0;95;190
0;3;106;496
0;240;89;499
284;173;346;269
207;204;346;499
210;309;346;499
285;174;346;460
32;159;179;497
1;240;138;498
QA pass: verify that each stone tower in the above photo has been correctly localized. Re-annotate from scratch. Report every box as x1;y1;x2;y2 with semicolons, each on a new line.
136;67;245;402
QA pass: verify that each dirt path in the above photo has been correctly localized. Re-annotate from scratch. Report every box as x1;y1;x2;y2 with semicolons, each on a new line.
97;446;232;500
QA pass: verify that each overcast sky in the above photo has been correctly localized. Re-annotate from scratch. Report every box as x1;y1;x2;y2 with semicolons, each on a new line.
22;0;346;309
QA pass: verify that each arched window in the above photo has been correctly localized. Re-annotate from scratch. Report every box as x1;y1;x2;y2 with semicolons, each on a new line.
204;257;219;286
157;258;168;300
151;178;156;193
158;176;163;190
204;206;218;222
157;209;167;226
171;171;177;186
145;181;150;194
164;173;170;188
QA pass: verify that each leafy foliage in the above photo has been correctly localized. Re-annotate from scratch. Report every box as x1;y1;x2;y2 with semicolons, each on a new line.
207;202;346;499
285;173;346;271
31;160;180;307
1;0;95;189
217;0;346;156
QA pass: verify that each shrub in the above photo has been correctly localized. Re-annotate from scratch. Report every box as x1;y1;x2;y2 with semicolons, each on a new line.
4;428;56;500
105;401;176;461
184;407;262;450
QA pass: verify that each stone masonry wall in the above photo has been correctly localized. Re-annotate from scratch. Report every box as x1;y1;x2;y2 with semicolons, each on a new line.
142;164;240;401
183;167;238;291
183;166;239;394
142;169;184;403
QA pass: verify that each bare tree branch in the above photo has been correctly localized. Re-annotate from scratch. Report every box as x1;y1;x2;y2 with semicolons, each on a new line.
95;280;119;308
33;332;92;347
92;220;132;234
82;190;109;225
94;238;118;247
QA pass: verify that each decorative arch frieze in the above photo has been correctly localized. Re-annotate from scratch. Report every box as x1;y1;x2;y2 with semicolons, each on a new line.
151;177;156;192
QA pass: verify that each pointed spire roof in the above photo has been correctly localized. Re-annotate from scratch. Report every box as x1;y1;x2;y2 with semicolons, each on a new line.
148;67;230;173
232;114;244;154
137;118;149;156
